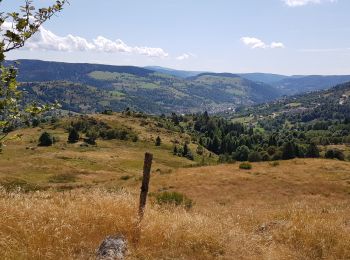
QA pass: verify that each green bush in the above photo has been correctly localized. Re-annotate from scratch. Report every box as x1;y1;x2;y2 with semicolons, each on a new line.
155;191;193;209
239;162;252;170
38;132;54;146
235;145;250;161
155;136;161;146
248;151;262;162
325;149;345;161
68;128;79;143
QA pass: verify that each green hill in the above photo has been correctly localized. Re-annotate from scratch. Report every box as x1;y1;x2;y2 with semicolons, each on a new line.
12;59;282;114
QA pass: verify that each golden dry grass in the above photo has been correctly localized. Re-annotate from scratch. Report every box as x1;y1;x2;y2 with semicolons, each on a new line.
1;159;350;259
0;189;226;260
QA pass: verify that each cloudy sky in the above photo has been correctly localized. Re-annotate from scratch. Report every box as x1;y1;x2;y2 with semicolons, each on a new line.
2;0;350;75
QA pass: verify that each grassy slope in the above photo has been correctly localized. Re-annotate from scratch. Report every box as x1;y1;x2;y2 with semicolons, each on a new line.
0;114;204;190
1;114;350;259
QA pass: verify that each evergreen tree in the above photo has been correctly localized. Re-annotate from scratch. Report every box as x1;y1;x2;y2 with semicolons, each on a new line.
86;129;99;145
68;128;79;143
282;141;296;160
248;151;262;162
183;143;189;157
235;145;250;161
173;146;178;155
38;132;54;147
155;136;161;146
306;143;320;158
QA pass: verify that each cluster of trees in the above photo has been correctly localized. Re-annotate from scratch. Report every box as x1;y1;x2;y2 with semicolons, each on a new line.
67;116;138;144
173;143;194;160
189;112;346;162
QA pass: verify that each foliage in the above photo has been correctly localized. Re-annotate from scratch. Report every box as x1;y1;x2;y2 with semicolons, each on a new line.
0;0;66;148
306;143;320;158
38;131;54;146
155;136;161;146
248;151;262;162
68;127;79;143
155;191;193;209
66;116;138;144
325;149;345;161
239;162;252;170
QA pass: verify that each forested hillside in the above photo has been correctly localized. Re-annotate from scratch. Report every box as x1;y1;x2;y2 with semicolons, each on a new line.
12;59;282;114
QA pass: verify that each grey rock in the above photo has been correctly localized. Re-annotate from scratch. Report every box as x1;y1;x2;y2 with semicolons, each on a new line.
96;235;127;260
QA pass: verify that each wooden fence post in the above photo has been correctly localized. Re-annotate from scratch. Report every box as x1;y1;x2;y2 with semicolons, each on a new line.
138;152;153;220
133;152;153;244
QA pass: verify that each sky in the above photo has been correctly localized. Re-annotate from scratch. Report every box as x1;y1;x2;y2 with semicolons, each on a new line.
2;0;350;75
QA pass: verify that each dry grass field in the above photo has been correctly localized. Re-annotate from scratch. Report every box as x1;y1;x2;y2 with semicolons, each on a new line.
1;114;350;259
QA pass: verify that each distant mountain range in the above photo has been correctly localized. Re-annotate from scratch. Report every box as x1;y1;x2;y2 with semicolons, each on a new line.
6;59;350;114
8;59;280;114
147;66;350;95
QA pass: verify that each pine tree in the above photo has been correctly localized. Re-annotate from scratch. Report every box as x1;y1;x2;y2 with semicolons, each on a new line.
235;145;250;161
282;141;296;160
306;143;320;158
183;143;189;157
68;128;79;143
155;136;161;146
173;146;178;155
38;132;54;146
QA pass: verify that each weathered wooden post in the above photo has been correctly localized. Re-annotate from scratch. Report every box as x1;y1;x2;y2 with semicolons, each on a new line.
132;152;153;244
138;152;153;220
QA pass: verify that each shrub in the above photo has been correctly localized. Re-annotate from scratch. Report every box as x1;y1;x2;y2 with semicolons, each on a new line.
306;143;320;158
196;145;204;155
260;151;270;161
68;128;79;143
239;162;252;170
325;149;345;161
235;146;250;161
155;136;161;146
282;141;297;160
38;132;54;146
272;150;283;161
156;191;193;209
85;128;99;145
248;151;262;162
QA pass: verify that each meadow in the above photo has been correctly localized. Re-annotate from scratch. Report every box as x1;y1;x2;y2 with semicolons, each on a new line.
1;114;350;259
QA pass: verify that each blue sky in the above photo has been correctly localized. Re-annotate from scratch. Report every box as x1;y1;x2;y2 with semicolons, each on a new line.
2;0;350;75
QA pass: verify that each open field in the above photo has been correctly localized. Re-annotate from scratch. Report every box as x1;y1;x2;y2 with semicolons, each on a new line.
1;114;350;259
1;158;350;259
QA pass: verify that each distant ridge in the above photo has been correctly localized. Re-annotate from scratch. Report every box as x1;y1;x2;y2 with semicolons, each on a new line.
145;66;205;78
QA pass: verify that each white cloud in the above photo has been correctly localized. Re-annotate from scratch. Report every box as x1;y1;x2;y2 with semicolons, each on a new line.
176;53;193;60
241;37;268;49
270;42;285;49
20;26;169;58
283;0;337;7
241;37;285;49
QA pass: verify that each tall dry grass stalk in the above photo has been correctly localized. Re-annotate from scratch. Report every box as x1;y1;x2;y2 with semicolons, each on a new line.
0;188;225;259
0;188;349;259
